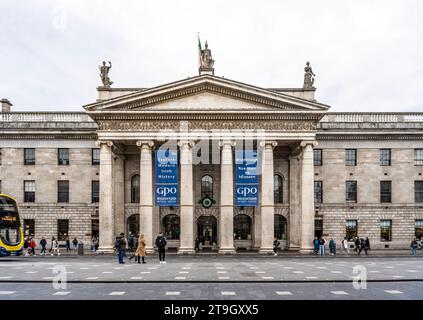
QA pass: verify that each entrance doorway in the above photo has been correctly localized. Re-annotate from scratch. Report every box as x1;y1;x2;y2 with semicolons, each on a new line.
197;216;217;247
127;214;139;237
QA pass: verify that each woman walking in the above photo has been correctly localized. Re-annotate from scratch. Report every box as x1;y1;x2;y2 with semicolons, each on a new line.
135;234;146;264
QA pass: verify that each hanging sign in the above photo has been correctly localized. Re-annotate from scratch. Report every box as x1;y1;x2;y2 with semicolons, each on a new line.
155;148;178;206
235;150;259;207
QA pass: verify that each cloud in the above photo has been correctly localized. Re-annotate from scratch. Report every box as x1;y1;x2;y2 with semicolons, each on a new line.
0;0;422;112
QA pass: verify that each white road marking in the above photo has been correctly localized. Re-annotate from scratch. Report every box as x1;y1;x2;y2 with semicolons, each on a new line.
53;291;70;296
179;271;189;274
217;271;227;274
262;276;274;279
109;292;126;296
80;267;89;270
331;271;342;274
165;291;181;296
293;271;304;274
148;267;158;270
276;291;292;296
219;277;230;280
42;277;53;280
86;277;98;280
182;267;191;270
283;267;293;269
140;272;151;274
392;275;405;278
102;272;112;274
385;290;403;295
0;276;12;279
331;291;349;295
306;276;318;279
0;291;15;295
25;271;38;274
221;291;236;296
175;276;186;280
369;271;380;273
216;267;225;269
255;271;266;274
406;270;418;273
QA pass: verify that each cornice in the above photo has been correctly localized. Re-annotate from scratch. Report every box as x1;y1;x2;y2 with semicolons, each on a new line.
316;134;423;140
0;134;97;140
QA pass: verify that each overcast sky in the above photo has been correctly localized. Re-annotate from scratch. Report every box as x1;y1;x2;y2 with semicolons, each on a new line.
1;0;422;112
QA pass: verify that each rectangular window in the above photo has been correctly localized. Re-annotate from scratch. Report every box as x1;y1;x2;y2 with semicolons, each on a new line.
380;181;392;203
57;219;69;241
57;180;69;203
346;181;357;202
415;181;423;203
92;180;99;203
92;148;100;165
415;149;423;166
416;220;423;240
91;219;99;238
24;148;35;165
314;220;323;239
24;180;35;202
380;219;392;242
346;220;358;241
23;219;35;237
380;149;391;166
314;181;323;204
313;149;322;166
58;148;69;165
345;149;357;166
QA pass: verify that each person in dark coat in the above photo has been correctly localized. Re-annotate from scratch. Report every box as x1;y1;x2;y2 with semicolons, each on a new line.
313;237;319;255
155;232;167;264
354;237;360;252
273;237;281;256
358;238;368;255
329;238;336;256
117;233;127;264
319;237;326;255
365;237;370;251
40;237;47;255
194;238;201;253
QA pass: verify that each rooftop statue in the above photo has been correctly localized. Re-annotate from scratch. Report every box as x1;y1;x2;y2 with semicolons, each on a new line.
99;61;113;88
303;61;315;89
200;41;214;68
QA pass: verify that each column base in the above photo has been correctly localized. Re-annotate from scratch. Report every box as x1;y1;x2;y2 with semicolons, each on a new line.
258;248;274;254
96;247;115;254
146;247;156;255
288;244;301;251
218;248;236;254
299;247;314;254
177;248;196;255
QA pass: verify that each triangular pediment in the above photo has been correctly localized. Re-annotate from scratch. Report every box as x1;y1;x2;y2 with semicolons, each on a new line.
84;75;330;114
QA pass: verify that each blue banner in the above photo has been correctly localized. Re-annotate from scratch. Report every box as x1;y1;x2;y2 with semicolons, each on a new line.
155;148;178;207
235;150;259;207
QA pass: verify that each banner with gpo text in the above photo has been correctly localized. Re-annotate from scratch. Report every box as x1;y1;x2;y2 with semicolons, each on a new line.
155;148;178;207
235;150;259;207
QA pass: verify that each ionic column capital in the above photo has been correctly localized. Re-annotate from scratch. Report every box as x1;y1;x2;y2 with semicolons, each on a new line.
219;140;236;148
300;140;318;149
96;140;114;148
177;140;195;149
259;140;278;149
136;140;155;149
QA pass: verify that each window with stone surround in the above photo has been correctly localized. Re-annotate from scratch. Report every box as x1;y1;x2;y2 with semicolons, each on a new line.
24;180;35;202
274;174;283;203
234;214;252;240
346;181;357;202
380;181;392;203
415;220;423;240
345;149;357;166
346;220;357;241
314;180;323;203
201;175;213;199
58;148;69;165
92;148;100;165
131;175;140;203
92;180;99;203
380;219;392;242
57;219;69;241
274;214;287;240
313;149;322;166
24;219;35;237
380;149;391;166
24;148;35;165
415;181;423;203
57;180;69;203
415;149;423;165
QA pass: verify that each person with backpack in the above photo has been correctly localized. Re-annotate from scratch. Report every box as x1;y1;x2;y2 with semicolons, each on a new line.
155;232;167;264
273;237;280;256
40;237;47;255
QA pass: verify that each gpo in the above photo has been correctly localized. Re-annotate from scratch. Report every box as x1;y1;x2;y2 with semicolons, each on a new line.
157;187;177;197
237;187;258;196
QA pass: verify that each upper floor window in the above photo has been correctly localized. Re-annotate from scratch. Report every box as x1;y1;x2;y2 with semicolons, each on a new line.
201;175;214;199
415;149;423;166
415;181;423;203
58;148;69;165
57;180;69;203
92;148;100;165
24;148;35;165
92;180;99;203
380;181;392;203
24;180;35;203
274;174;283;204
345;149;357;166
314;181;323;204
346;181;357;202
380;149;391;166
313;149;322;166
131;175;140;203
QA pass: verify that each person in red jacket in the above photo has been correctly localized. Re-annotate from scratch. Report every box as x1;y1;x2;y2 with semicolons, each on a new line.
29;237;37;256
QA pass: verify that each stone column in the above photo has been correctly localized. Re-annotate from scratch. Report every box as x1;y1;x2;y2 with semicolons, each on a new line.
114;154;125;236
97;141;115;253
259;141;277;254
288;155;301;250
218;140;236;254
136;141;155;254
300;141;317;252
178;140;195;254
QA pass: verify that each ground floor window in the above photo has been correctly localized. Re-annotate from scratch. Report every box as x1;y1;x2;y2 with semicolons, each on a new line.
380;219;392;242
127;214;139;236
197;216;217;245
234;214;252;240
23;219;35;237
57;219;69;241
274;215;287;240
346;220;357;241
314;219;323;238
162;214;180;240
415;219;423;240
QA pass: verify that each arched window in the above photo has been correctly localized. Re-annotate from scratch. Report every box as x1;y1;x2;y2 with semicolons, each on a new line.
234;214;252;240
274;174;283;203
162;214;180;240
201;175;213;199
131;174;140;203
274;215;287;240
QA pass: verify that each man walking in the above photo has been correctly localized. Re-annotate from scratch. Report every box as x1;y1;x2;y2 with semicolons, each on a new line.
155;232;167;264
40;237;47;255
273;237;281;256
354;237;360;252
117;233;126;264
358;238;368;255
194;237;201;253
342;237;349;254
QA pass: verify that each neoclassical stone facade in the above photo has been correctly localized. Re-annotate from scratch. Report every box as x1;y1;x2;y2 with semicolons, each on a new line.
0;69;422;252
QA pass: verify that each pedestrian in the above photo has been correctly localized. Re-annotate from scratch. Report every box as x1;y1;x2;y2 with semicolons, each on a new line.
29;237;37;256
128;234;139;262
72;237;78;251
49;236;55;253
155;232;167;264
128;233;135;252
411;238;418;256
319;237;326;255
51;237;60;256
194;237;201;253
365;237;370;251
65;235;71;252
134;234;146;264
342;237;349;254
23;237;30;256
313;237;319;255
358;238;368;255
91;236;97;252
273;237;281;256
329;238;336;256
354;237;360;252
117;233;126;264
40;237;47;255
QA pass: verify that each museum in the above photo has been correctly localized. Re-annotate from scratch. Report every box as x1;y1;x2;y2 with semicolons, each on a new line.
1;44;422;252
